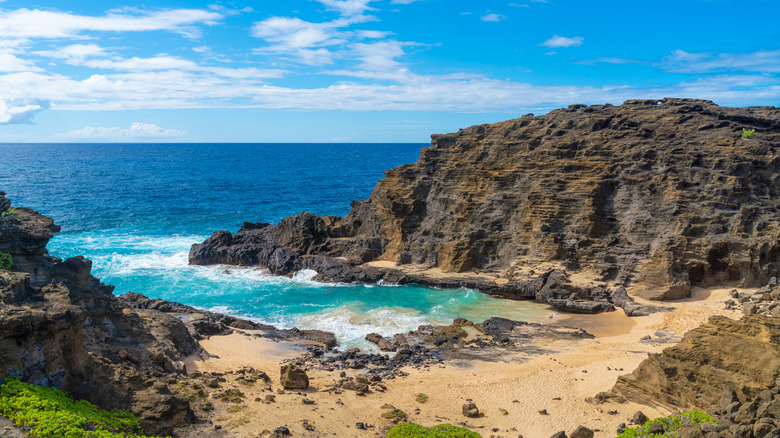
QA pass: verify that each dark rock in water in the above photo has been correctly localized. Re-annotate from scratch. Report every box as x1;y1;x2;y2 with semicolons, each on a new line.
462;402;479;418
280;364;309;389
190;100;780;306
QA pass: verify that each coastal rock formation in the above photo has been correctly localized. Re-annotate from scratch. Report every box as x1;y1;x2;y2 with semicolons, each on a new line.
0;192;198;435
191;98;780;307
611;314;780;410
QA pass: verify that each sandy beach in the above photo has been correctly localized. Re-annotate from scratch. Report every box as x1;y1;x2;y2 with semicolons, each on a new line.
183;285;745;438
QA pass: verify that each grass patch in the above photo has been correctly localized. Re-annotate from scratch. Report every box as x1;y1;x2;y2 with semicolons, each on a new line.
498;408;508;416
415;393;429;403
226;405;245;414
386;422;482;438
742;128;757;138
617;410;717;438
0;377;168;438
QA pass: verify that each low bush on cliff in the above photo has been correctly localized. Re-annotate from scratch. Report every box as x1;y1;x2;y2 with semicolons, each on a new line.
0;251;12;270
742;128;757;138
616;410;716;437
386;422;482;438
0;378;169;438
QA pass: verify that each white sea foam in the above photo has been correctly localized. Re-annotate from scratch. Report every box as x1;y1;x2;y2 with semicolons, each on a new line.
294;305;447;351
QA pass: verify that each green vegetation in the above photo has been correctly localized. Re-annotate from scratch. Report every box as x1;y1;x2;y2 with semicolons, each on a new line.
0;252;13;271
386;422;482;438
381;408;408;421
1;207;17;218
415;393;429;403
616;410;717;438
0;378;168;438
498;408;508;416
742;128;757;138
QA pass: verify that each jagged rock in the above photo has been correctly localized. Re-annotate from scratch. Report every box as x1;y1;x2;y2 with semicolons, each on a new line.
280;364;309;389
0;193;197;436
190;100;780;309
632;411;648;425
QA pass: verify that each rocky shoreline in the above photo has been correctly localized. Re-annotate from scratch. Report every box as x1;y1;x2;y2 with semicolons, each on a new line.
190;98;780;314
2;98;780;437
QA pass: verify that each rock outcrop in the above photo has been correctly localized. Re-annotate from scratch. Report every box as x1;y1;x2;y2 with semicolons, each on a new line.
191;98;780;307
611;314;780;410
0;191;199;435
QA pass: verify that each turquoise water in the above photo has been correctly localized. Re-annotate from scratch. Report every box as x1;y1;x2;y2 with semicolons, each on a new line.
0;143;551;349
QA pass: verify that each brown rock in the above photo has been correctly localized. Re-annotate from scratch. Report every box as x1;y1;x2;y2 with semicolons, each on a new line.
280;364;309;389
611;315;780;410
462;402;479;417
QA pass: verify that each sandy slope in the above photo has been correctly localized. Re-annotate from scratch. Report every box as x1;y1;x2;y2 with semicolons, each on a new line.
184;285;743;438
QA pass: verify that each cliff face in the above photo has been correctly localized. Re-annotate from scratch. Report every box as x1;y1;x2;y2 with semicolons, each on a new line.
0;192;197;435
191;98;780;303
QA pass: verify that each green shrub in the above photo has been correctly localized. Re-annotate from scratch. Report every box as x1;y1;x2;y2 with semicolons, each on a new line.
616;410;717;438
742;128;756;138
386;422;482;438
0;378;168;438
0;252;12;270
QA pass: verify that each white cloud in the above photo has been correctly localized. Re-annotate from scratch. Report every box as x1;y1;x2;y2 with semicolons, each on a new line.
0;8;223;39
0;98;49;124
317;0;375;16
664;49;780;74
540;35;583;48
481;13;506;22
60;122;186;140
34;44;109;64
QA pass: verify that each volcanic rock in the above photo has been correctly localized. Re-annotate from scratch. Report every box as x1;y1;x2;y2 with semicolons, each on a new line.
280;364;309;389
0;192;197;435
190;99;780;308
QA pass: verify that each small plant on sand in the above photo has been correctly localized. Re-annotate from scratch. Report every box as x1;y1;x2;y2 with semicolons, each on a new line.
498;408;508;415
386;422;482;438
0;252;13;271
415;393;429;403
616;410;716;438
381;406;408;422
742;128;757;138
0;377;170;438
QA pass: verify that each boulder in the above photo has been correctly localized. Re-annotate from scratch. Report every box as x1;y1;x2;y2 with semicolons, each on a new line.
279;364;309;389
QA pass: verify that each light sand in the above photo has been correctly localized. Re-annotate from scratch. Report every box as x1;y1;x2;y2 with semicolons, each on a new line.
185;285;745;438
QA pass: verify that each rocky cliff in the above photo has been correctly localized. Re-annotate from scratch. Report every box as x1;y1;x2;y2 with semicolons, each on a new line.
190;98;780;308
0;191;199;435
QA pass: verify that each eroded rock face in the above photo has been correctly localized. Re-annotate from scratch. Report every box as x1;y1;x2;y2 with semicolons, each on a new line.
610;315;780;410
191;99;780;303
0;192;198;436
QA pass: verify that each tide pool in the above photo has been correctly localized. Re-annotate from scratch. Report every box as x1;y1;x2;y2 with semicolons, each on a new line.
0;143;552;349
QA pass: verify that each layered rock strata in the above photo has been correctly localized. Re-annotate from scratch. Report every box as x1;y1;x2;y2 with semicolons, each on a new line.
191;98;780;309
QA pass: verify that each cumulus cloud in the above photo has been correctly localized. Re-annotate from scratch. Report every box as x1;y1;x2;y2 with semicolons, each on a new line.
0;98;49;124
540;35;583;48
481;13;506;22
60;122;186;140
0;8;223;39
34;44;110;64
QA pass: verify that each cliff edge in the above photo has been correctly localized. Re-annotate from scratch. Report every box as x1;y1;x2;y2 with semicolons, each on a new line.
190;98;780;309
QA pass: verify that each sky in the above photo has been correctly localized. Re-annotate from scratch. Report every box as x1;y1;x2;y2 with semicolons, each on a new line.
0;0;778;142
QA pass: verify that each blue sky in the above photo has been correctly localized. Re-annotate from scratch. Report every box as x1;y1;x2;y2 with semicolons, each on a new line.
0;0;778;142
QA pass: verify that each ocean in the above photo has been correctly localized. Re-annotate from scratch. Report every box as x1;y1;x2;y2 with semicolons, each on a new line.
0;143;551;349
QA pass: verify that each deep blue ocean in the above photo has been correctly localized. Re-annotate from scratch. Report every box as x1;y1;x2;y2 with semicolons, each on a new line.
0;143;550;349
